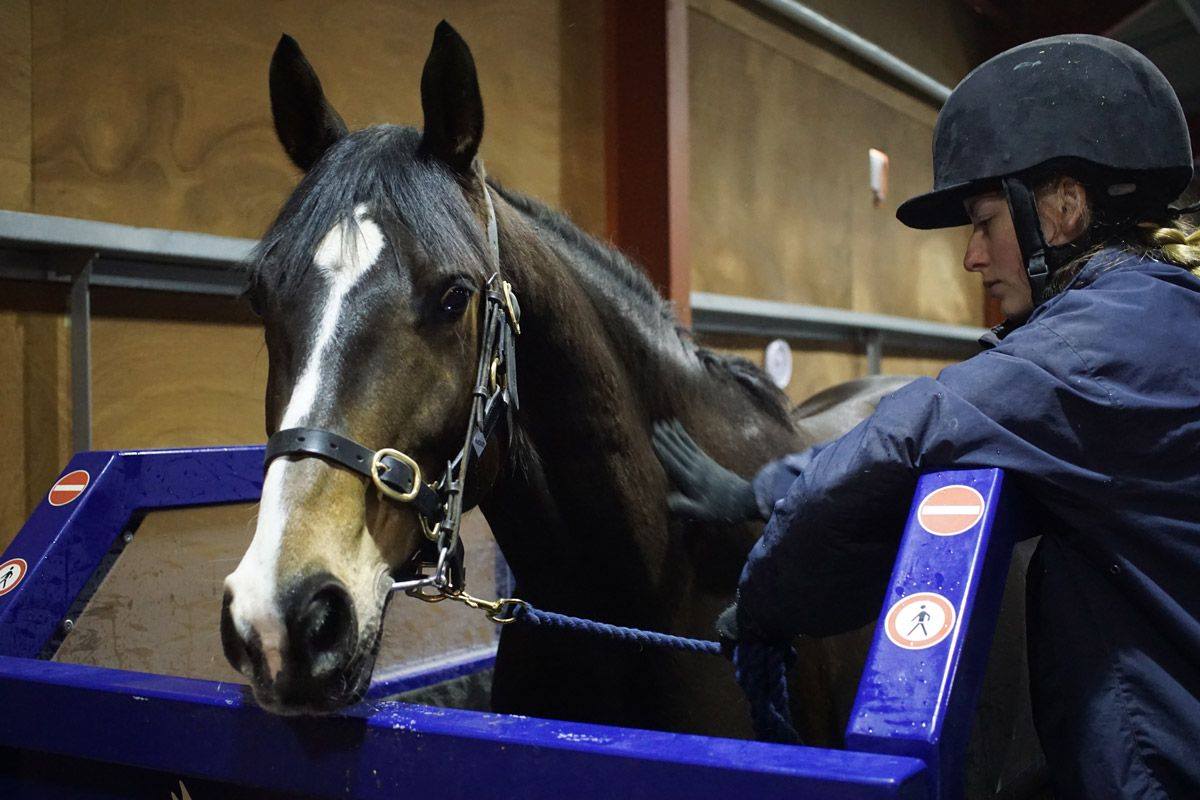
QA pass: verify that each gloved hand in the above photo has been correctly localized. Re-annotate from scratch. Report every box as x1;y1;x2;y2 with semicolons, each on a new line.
715;602;742;659
716;600;800;743
715;600;785;652
652;420;766;524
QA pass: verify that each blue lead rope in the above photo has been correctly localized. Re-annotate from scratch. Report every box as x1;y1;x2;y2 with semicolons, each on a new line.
509;602;800;744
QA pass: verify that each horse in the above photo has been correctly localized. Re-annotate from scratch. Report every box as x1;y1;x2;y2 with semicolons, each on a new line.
219;22;912;742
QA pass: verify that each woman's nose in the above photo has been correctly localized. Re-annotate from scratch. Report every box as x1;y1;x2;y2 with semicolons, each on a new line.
963;234;987;273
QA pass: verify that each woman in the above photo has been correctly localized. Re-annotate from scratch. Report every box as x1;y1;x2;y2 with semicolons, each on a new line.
656;34;1200;798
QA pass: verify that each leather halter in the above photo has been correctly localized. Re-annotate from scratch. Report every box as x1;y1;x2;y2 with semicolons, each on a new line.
263;179;519;596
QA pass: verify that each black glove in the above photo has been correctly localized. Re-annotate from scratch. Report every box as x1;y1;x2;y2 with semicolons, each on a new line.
715;602;742;659
715;601;795;657
652;420;765;524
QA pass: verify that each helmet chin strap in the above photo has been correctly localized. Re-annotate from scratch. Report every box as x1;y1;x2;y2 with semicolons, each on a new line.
1002;177;1051;308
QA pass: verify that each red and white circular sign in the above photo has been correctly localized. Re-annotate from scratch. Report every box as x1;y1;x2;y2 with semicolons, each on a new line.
48;469;91;507
917;484;985;536
884;592;956;650
0;557;27;596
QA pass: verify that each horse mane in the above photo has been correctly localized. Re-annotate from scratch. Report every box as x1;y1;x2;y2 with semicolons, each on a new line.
244;122;790;427
491;182;792;427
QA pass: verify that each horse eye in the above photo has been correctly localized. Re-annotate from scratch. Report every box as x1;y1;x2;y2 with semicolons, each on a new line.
440;285;472;318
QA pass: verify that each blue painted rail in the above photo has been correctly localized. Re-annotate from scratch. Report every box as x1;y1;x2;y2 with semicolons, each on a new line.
0;447;1021;799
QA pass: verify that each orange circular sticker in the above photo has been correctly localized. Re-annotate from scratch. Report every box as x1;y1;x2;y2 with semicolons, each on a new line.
49;469;90;507
884;592;956;650
0;557;28;597
917;484;985;536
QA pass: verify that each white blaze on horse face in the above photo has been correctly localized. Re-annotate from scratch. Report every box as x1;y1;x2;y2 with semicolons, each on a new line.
225;206;385;674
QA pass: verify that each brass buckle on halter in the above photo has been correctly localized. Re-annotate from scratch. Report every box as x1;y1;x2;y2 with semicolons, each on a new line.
500;280;520;335
370;448;423;504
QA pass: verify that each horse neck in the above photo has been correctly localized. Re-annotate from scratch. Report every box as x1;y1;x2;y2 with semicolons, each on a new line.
478;197;797;624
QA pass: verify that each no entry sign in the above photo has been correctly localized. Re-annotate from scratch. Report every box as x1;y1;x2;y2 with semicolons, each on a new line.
917;484;985;536
48;469;91;507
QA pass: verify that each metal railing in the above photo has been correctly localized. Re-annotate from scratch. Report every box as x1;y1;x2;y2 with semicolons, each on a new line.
745;0;954;105
1;211;983;448
691;292;985;373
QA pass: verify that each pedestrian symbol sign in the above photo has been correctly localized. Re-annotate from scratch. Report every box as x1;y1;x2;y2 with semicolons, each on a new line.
884;592;956;650
917;484;985;536
0;557;27;597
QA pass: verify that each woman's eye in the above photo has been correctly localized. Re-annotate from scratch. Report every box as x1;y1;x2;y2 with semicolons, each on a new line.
440;285;472;318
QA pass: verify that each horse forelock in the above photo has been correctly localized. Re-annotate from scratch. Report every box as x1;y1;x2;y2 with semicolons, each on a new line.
247;125;491;306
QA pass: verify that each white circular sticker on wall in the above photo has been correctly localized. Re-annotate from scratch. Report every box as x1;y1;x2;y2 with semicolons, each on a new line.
764;339;793;389
884;592;956;650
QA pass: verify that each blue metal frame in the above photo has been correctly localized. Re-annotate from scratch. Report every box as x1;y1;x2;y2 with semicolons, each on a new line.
0;448;1023;799
846;469;1023;800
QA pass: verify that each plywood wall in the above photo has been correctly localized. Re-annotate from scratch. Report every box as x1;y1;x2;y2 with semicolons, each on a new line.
1;0;607;547
0;0;31;211
28;0;602;238
689;0;985;390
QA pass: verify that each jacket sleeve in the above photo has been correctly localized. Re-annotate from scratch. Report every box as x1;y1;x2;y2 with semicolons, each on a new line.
738;321;1109;640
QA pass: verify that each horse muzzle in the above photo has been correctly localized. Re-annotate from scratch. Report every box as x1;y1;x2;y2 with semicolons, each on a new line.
222;572;378;714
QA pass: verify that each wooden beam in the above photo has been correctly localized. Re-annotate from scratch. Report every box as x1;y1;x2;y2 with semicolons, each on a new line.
604;0;691;325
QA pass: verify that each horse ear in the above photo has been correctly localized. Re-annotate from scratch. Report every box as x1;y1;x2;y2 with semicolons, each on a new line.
419;21;484;174
269;34;349;173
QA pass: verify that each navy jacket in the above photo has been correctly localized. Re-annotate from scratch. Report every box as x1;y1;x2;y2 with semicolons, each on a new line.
745;250;1200;798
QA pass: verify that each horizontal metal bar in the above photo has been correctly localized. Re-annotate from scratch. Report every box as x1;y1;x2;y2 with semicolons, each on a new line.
691;291;986;354
747;0;953;105
0;656;929;800
0;209;255;267
0;251;247;297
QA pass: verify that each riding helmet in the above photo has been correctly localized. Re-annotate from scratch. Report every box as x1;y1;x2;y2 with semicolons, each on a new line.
898;34;1192;231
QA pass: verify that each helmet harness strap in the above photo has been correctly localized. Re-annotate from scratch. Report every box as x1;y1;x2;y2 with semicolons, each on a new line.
1002;176;1052;308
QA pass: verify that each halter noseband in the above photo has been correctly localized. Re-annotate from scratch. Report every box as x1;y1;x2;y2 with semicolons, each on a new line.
263;178;519;600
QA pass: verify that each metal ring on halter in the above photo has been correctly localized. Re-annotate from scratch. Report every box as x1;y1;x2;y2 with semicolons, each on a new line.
419;516;440;542
500;280;520;335
489;357;502;393
370;448;423;503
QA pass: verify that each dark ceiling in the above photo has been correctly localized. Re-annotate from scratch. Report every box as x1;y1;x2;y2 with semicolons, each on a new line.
963;0;1200;155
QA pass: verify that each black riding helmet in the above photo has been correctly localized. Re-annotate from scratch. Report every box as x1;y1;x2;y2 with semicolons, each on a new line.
897;34;1193;305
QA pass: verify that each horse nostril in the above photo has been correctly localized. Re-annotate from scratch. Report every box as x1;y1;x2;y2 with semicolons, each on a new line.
295;578;356;674
220;590;248;674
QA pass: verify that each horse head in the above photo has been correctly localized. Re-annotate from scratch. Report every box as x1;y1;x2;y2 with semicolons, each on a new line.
221;22;506;713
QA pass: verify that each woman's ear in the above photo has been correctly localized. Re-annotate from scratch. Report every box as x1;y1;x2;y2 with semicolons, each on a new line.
1040;177;1089;246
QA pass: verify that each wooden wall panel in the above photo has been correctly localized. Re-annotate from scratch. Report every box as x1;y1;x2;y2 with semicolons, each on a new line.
30;0;604;238
688;0;979;326
0;282;70;551
5;2;606;536
90;289;268;450
0;0;31;211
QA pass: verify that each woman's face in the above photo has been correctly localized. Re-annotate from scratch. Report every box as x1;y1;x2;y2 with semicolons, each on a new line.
963;192;1035;321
